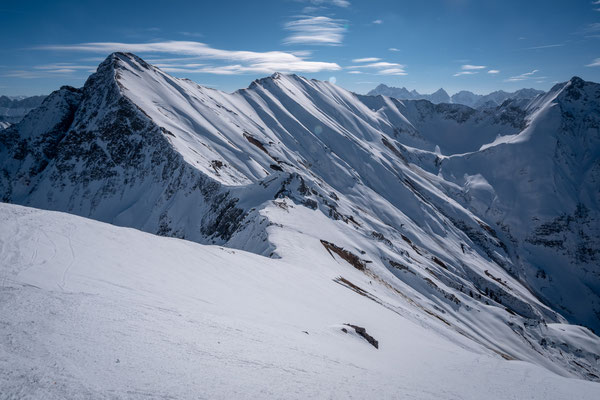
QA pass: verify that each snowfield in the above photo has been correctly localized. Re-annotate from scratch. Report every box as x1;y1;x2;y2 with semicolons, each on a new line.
1;202;599;399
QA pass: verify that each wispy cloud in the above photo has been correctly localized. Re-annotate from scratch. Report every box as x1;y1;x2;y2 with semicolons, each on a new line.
586;58;600;67
372;19;383;24
575;22;600;38
347;70;362;74
487;69;500;74
299;0;350;6
504;69;543;82
347;61;406;75
452;64;487;76
461;64;486;70
453;71;477;77
298;0;351;11
1;69;90;79
350;61;403;69
179;31;203;38
388;47;400;52
36;41;342;74
524;43;564;50
33;63;95;72
2;62;97;78
584;22;600;32
283;16;347;46
352;57;380;63
378;68;406;75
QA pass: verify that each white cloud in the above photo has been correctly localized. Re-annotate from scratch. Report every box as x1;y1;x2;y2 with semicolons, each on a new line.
388;48;400;52
372;19;383;24
350;61;404;69
378;68;407;76
461;64;486;70
487;69;500;74
352;57;381;63
37;41;342;75
283;16;347;46
505;69;542;82
453;71;478;77
453;64;487;77
586;58;600;67
347;71;362;74
346;61;406;75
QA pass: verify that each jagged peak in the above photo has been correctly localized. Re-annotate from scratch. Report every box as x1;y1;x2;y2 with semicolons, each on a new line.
548;76;597;103
246;72;308;90
94;52;155;78
568;76;585;87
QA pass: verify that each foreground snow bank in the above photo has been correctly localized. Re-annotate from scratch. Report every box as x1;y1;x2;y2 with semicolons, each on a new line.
0;203;598;399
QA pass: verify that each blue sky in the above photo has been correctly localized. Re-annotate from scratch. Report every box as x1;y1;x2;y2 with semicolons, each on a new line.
1;0;599;96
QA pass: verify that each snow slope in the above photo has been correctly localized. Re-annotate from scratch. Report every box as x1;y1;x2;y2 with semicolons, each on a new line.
440;77;600;333
1;203;599;399
1;53;599;384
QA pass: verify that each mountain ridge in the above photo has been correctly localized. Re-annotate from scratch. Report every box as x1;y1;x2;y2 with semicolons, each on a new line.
1;52;599;382
367;83;545;108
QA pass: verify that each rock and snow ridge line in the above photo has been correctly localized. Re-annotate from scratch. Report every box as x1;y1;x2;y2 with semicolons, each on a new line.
0;52;599;383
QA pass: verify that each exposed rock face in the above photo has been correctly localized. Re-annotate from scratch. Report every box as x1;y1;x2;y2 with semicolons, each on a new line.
0;53;244;243
344;324;379;349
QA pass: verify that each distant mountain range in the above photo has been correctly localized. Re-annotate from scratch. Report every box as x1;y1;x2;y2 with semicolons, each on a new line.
0;94;47;128
367;84;544;108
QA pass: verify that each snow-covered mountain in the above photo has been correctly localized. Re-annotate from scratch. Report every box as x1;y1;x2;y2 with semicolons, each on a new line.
368;84;544;108
368;84;451;104
1;53;599;392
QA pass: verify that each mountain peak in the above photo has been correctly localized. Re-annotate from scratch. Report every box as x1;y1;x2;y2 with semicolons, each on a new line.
568;76;585;87
96;52;154;77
